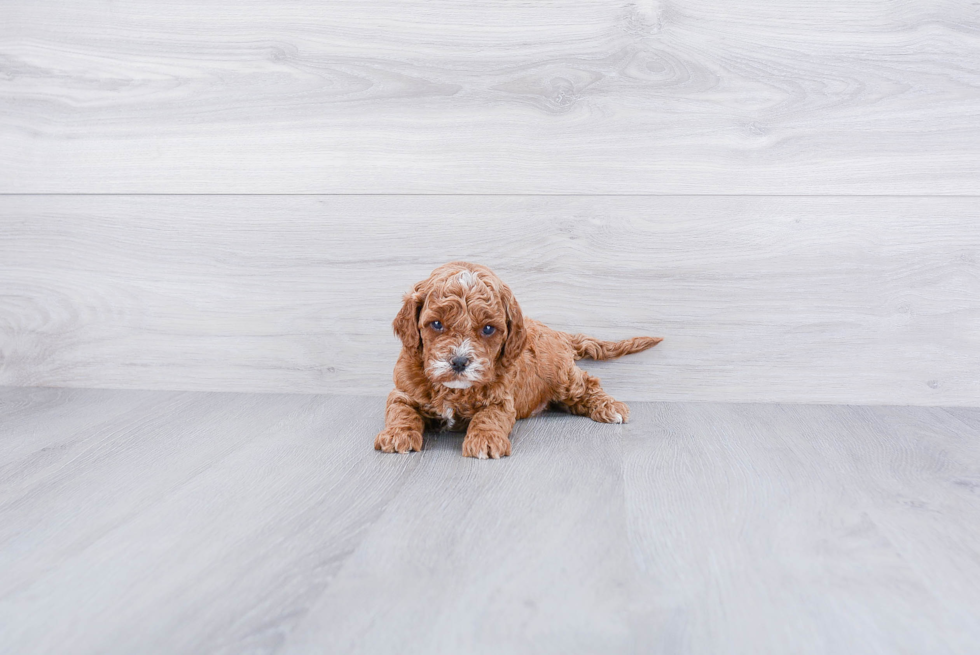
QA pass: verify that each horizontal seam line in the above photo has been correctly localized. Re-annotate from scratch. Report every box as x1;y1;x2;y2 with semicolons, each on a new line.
2;193;980;198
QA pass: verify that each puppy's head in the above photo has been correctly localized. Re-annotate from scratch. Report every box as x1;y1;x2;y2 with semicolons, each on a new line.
393;262;526;391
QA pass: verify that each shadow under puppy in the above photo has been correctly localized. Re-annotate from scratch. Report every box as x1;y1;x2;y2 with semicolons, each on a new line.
375;262;663;459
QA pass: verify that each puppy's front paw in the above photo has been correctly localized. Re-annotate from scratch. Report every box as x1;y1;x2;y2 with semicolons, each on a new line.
462;429;511;460
374;427;423;453
591;400;630;424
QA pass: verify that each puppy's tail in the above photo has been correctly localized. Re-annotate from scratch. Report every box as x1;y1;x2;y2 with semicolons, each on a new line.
568;333;663;361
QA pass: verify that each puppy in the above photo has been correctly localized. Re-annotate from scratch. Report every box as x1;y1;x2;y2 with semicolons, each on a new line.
374;262;662;459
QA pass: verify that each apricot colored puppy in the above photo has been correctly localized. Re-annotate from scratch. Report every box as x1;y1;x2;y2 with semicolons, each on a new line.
375;262;662;459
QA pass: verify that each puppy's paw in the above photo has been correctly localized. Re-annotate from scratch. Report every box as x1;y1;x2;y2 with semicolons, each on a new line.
462;429;511;460
591;400;630;424
374;427;423;453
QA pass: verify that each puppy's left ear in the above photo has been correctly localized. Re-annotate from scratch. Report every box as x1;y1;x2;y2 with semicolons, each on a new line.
498;283;527;369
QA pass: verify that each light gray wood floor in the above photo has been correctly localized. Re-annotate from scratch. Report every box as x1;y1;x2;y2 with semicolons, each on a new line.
2;386;978;654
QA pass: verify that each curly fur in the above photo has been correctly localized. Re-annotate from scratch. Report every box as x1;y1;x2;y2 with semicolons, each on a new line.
374;262;663;459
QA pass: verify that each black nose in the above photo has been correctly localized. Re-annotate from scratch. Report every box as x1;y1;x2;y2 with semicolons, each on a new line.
450;356;469;373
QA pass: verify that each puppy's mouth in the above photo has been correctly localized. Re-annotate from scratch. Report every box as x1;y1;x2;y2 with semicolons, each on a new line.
426;354;486;391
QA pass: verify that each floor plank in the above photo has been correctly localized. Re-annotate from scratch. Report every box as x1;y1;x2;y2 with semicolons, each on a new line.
3;1;979;193
282;412;633;655
1;387;979;654
621;402;980;654
0;390;421;654
2;195;977;406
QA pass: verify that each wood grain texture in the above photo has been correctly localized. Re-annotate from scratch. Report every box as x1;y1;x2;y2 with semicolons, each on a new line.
1;195;977;405
621;402;980;654
0;389;423;654
2;1;980;193
1;387;979;654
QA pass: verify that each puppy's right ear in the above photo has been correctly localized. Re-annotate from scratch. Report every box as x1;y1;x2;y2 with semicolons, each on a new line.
393;282;426;351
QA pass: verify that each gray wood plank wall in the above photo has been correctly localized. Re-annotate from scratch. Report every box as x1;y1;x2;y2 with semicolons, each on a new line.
1;196;977;405
1;1;978;404
2;1;980;193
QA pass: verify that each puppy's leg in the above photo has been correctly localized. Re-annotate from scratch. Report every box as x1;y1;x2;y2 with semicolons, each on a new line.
375;390;424;453
554;365;630;424
462;403;516;459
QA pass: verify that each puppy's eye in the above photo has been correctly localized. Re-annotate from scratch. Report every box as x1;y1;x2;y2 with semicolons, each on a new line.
430;321;444;331
481;325;496;336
